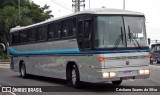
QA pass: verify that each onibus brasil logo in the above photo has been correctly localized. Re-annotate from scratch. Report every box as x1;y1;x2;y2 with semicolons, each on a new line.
2;87;42;92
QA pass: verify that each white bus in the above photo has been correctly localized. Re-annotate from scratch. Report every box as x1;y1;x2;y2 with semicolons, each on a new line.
9;8;150;88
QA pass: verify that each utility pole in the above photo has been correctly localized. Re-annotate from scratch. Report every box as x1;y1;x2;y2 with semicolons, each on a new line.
89;0;90;9
123;0;125;10
72;0;85;12
78;0;80;12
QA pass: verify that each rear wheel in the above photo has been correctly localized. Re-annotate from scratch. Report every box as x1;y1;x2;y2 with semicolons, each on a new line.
20;63;27;78
112;80;122;85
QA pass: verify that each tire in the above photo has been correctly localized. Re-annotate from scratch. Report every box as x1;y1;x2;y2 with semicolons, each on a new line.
153;60;157;64
67;64;80;88
20;63;27;78
112;80;122;85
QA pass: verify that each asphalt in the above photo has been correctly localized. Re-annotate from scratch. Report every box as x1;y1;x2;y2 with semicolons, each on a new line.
0;63;160;95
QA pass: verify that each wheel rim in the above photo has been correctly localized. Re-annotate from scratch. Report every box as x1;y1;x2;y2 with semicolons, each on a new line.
21;65;25;76
72;68;76;85
153;60;157;64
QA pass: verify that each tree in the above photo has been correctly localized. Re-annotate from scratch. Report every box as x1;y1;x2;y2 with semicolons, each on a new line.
0;0;53;54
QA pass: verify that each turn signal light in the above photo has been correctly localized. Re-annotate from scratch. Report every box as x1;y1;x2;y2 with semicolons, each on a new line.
147;55;151;58
98;57;105;61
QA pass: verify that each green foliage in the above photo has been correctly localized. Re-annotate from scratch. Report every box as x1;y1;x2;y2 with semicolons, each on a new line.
0;0;53;54
0;48;3;55
0;48;9;59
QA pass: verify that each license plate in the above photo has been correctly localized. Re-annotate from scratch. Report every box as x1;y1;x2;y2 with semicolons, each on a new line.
121;76;134;80
123;71;132;75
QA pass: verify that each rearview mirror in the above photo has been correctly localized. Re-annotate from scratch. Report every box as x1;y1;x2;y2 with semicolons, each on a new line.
148;38;151;45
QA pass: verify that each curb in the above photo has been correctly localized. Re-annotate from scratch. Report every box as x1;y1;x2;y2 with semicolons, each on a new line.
0;62;10;64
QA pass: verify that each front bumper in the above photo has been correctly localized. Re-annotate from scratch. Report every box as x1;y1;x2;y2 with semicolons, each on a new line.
94;66;150;83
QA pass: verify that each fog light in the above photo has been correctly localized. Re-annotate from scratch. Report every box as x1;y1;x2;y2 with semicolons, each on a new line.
110;72;116;77
103;72;109;78
139;70;145;75
144;69;150;74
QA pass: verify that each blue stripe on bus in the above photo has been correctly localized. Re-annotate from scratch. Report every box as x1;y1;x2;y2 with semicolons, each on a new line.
9;47;149;55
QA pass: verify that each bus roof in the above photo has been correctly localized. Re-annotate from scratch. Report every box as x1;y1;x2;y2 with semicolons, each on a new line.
9;8;145;33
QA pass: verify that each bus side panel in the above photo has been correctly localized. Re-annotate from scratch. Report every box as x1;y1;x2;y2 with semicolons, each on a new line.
10;38;100;82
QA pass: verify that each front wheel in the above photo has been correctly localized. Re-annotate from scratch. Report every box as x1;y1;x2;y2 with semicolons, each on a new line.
112;80;122;85
67;64;80;88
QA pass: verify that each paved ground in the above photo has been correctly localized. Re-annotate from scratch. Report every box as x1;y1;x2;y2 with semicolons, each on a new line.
0;64;10;69
0;64;160;95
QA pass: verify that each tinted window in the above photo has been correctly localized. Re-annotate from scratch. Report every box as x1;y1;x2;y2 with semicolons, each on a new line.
69;19;76;37
48;23;55;39
28;28;36;42
77;21;84;49
19;30;27;44
84;20;91;38
62;20;70;38
54;22;61;39
12;32;19;44
37;25;47;41
84;20;92;49
78;21;83;35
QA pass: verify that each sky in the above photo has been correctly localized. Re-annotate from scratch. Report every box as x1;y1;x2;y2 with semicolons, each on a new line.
32;0;160;41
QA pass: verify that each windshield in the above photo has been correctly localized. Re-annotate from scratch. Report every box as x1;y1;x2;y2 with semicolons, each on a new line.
95;16;147;49
124;17;147;47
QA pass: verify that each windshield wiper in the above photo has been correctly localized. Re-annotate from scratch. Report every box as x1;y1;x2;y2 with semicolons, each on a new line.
114;27;124;49
128;25;141;49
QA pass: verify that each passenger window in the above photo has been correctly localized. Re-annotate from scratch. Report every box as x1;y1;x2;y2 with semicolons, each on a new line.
84;20;91;39
19;30;27;44
62;20;70;38
27;28;36;42
37;25;47;41
78;21;83;36
12;32;19;45
54;22;61;39
69;19;76;37
48;23;55;39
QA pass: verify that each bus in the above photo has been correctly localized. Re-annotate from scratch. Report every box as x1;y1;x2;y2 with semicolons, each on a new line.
150;43;160;64
9;8;150;88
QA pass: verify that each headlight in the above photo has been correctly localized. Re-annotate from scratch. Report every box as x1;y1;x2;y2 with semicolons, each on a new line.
103;72;109;78
144;69;150;74
103;72;117;78
139;69;150;75
139;70;145;74
110;72;116;77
